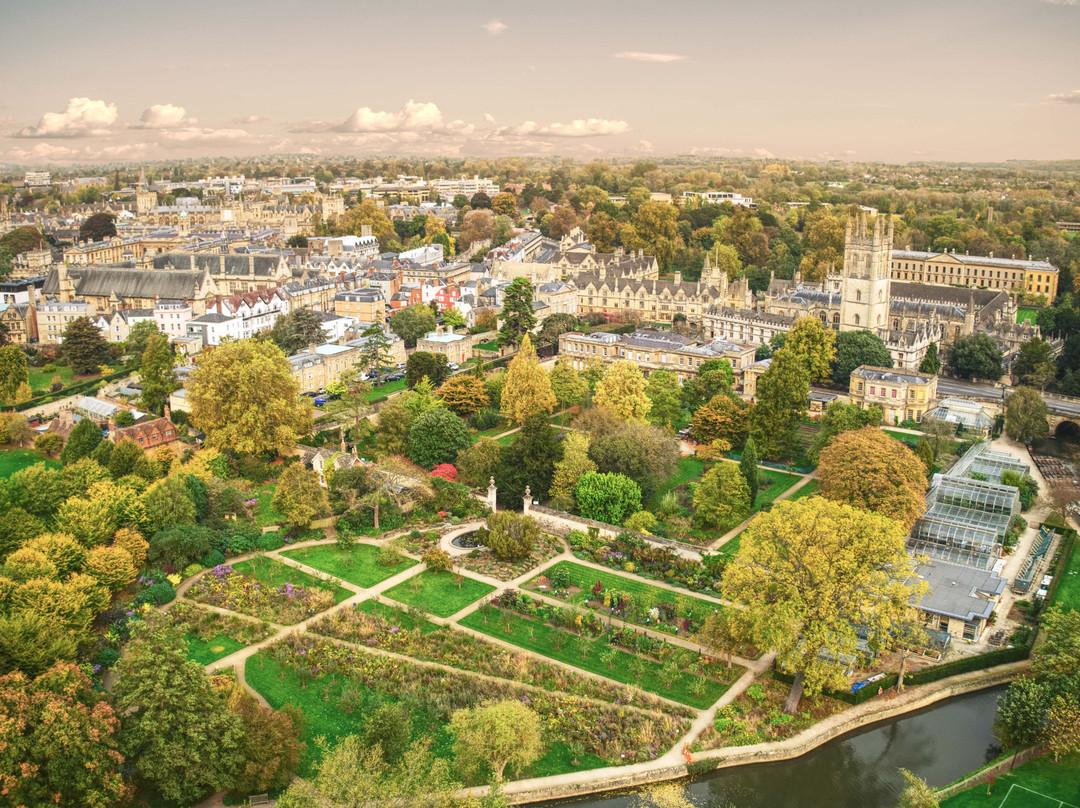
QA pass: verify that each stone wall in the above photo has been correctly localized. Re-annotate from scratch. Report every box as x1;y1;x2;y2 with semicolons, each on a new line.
529;505;704;558
933;746;1044;802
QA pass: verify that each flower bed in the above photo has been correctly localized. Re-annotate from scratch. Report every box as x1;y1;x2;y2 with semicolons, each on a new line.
162;602;276;664
251;635;692;777
187;558;349;625
382;568;495;617
693;674;846;750
523;560;722;637
455;533;565;581
399;529;442;555
568;530;726;595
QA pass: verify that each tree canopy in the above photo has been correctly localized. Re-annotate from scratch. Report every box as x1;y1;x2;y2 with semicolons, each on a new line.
500;334;556;425
497;277;538;349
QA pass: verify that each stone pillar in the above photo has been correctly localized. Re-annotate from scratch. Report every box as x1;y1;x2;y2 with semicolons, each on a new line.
523;485;532;514
487;477;497;513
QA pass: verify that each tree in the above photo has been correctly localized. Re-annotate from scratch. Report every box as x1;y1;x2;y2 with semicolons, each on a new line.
273;463;330;530
500;334;556;425
536;312;580;349
406;351;450;388
0;345;28;401
697;609;756;669
0;613;78;677
807;400;883;464
550;431;596;510
374;401;412;457
188;339;312;456
832;330;893;386
113;409;135;428
749;348;809;460
360;702;411;763
223;679;304;794
449;699;543;782
1005;386;1049;445
594;360;650;421
331;200;397;250
84;545;138;591
785;317;837;384
995;676;1052;749
139;334;176;415
107;438;143;479
358;456;433;532
484;511;541;560
322;368;373;439
61;317;109;375
645;370;682;428
495;413;563;506
285;234;309;248
459;209;495;249
548;205;579;238
945;333;1004;381
588;210;619;252
78;212;116;242
817;427;928;530
408;408;472;469
1048;695;1080;763
469;191;492;210
268;308;329;356
588;418;679;503
1013;338;1057;390
692;393;749;448
491;192;516;217
34;432;63;457
497;277;537;349
357;322;396;380
0;663;131;808
632;201;679;270
389;305;437;349
442;305;467;328
125;319;164;361
276;736;462;808
574;471;642;524
681;360;735;412
61;417;102;465
437;375;488;416
896;769;939;808
142;475;197;535
740;436;759;506
723;497;922;713
919;342;941;375
456;437;502;488
693;462;751;531
548;359;587;410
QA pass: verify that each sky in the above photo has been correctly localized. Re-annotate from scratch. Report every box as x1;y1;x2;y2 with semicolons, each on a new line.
1;0;1078;166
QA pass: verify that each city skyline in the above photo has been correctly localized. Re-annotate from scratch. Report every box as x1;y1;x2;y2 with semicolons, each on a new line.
2;0;1079;165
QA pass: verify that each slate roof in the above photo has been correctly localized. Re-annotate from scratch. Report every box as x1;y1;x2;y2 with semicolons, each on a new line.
43;267;207;300
913;560;1006;621
151;253;285;277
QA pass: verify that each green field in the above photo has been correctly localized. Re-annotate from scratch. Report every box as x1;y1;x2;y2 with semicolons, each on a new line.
883;428;922;445
184;633;247;666
230;557;353;604
0;449;59;479
366;378;408;401
649;455;708;508
27;365;76;393
752;467;806;510
253;484;284;527
1016;307;1038;325
382;569;495;617
281;543;417;588
459;608;736;709
475;340;500;352
1051;539;1080;613
940;753;1080;808
786;479;821;501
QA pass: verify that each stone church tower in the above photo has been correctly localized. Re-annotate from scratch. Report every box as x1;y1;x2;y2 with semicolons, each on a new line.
838;212;893;332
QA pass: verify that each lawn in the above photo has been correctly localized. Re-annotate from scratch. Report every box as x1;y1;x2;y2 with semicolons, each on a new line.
366;377;408;401
649;455;708;509
459;608;737;709
0;448;59;479
716;527;747;558
230;557;353;604
785;478;821;501
1016;307;1038;326
27;365;75;393
752;467;806;510
184;633;247;666
382;569;495;617
496;433;517;446
1050;538;1080;613
939;753;1080;808
253;484;284;527
474;419;512;439
280;543;417;588
883;428;922;446
475;339;500;352
525;561;723;630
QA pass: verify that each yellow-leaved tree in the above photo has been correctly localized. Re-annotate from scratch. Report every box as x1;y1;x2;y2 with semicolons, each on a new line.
499;334;556;425
593;360;650;421
783;316;837;384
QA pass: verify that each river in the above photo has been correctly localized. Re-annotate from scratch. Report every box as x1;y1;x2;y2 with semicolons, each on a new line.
540;686;1005;808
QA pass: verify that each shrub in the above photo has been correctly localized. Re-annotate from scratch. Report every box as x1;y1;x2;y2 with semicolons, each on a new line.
96;648;121;669
361;703;412;763
148;525;216;571
201;549;226;568
133;581;176;606
256;532;285;552
430;464;458;482
623;510;657;534
484;511;541;560
574;471;642;525
421;547;453;572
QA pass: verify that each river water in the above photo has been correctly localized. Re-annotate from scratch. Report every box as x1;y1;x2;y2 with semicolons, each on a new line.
541;686;1005;808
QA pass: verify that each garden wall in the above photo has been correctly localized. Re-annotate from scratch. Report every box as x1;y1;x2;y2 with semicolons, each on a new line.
528;505;704;558
933;746;1044;802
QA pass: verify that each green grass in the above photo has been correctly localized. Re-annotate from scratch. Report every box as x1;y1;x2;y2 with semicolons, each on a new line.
366;378;408;401
785;478;821;501
280;543;417;588
0;449;59;479
1016;307;1038;325
528;561;722;626
475;339;500;352
883;428;922;445
496;433;517;445
254;485;284;527
356;598;442;633
1051;538;1080;613
27;365;75;393
184;633;247;665
383;569;495;617
939;753;1080;808
459;608;735;709
474;419;512;438
717;527;747;558
649;455;708;509
231;557;353;604
753;467;805;510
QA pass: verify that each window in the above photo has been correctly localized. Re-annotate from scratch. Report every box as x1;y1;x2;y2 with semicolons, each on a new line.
962;622;978;642
891;389;897;398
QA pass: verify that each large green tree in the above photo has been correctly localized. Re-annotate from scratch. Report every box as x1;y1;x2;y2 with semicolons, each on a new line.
139;334;177;415
574;470;642;524
749;348;809;460
784;317;837;384
78;212;117;243
407;407;472;469
497;277;537;349
405;351;450;388
267;308;328;355
548;359;587;410
1005;386;1049;444
273;463;330;529
61;317;110;375
832;330;893;386
594;360;650;421
389;305;436;349
357;322;396;380
945;332;1004;381
495;413;563;507
449;699;543;783
693;462;751;531
60;417;103;465
806;400;883;464
188;339;312;456
0;345;29;401
645;369;681;428
1012;338;1056;390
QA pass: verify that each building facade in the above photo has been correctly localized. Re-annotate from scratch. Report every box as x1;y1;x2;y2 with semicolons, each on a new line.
848;366;938;424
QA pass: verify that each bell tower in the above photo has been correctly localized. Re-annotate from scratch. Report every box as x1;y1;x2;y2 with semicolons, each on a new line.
839;212;893;333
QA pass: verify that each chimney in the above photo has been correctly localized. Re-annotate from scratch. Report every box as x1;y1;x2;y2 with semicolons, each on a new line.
673;271;682;285
163;404;171;420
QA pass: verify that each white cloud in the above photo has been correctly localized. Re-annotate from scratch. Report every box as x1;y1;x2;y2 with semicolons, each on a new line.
752;147;776;158
500;118;631;138
1047;89;1080;105
481;19;507;35
690;146;742;156
484;113;497;124
1040;0;1078;6
638;140;654;151
17;97;118;137
8;140;149;164
613;51;687;63
155;127;274;149
293;100;474;136
233;114;266;124
138;104;196;129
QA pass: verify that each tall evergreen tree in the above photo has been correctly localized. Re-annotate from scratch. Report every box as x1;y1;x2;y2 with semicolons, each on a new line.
918;342;941;375
497;277;537;348
0;344;28;401
740;435;759;506
140;334;177;415
60;417;103;465
61;317;110;375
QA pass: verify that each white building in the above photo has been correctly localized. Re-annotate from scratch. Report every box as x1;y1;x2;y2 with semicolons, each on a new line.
185;312;243;346
682;190;754;207
154;300;194;341
23;171;52;187
430;176;500;199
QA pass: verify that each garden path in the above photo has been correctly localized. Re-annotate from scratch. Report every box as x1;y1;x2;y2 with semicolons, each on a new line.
708;472;817;552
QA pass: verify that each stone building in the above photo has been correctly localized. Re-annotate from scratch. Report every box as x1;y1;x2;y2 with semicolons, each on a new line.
848;365;938;424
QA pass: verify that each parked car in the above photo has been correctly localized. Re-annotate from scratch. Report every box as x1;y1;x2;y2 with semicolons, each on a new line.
314;397;327;406
385;373;404;382
448;362;459;370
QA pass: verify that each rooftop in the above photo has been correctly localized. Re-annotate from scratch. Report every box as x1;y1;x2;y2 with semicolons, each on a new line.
851;366;936;385
913;560;1005;622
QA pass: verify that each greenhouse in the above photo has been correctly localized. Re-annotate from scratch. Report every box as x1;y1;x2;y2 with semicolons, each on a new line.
948;441;1029;485
922;398;995;438
908;515;1002;568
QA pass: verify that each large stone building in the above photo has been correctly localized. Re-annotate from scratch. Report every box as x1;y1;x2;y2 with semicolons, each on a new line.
890;250;1058;300
848;366;938;424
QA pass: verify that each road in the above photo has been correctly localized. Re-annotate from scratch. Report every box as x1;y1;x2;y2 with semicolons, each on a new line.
934;376;1080;418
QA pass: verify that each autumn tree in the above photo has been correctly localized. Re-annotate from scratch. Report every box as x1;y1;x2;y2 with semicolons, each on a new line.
0;663;132;808
84;545;138;591
550;431;597;510
273;463;330;530
807;400;883;464
221;680;304;795
61;317;110;375
723;497;922;713
437;375;489;416
497;277;537;349
817;427;928;530
645;369;682;428
1005;386;1049;444
331;199;397;249
749;348;809;460
547;205;579;238
588;211;619;252
491;192;517;217
594;360;650;421
692;393;749;448
587;417;679;503
188;339;312;456
784;316;837;384
632;201;679;270
373;401;412;457
694;462;751;531
548;359;587;410
405;350;450;388
896;770;939;808
322;368;373;439
449;699;544;782
389;305;437;349
459;208;495;248
0;345;28;401
500;334;556;425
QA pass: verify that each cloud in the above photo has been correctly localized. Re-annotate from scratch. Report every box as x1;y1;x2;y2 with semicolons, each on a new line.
154;127;274;149
17;97;118;137
1047;89;1080;105
613;51;687;63
1040;0;1078;5
8;140;150;164
292;100;474;136
137;104;196;129
233;114;266;124
752;147;776;158
498;118;631;138
481;19;507;35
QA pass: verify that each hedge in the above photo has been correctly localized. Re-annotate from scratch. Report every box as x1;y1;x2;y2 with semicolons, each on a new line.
1041;527;1076;607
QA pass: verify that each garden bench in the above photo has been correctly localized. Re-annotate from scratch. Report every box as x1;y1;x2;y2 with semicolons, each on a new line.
249;794;270;806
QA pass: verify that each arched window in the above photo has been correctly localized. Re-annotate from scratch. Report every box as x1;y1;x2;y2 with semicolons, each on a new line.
832;312;840;327
893;319;900;330
854;314;860;326
819;312;827;325
856;290;862;302
878;290;884;302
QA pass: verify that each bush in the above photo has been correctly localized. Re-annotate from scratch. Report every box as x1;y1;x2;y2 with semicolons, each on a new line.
623;510;657;533
133;581;176;606
574;471;642;525
256;532;285;552
225;531;258;555
148;525;217;571
200;549;226;568
484;511;541;560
